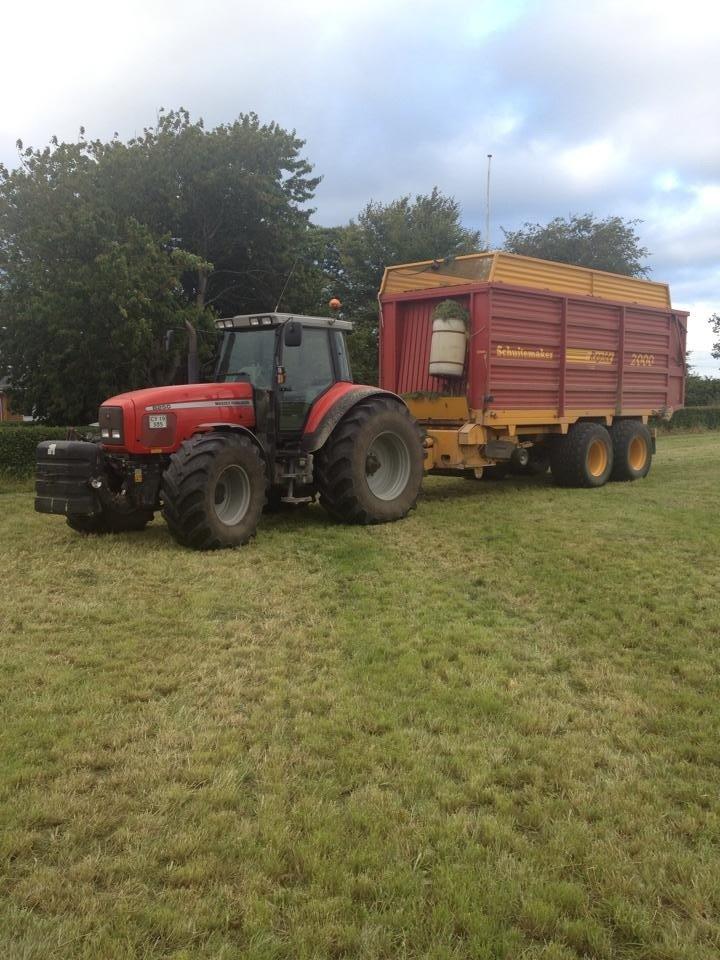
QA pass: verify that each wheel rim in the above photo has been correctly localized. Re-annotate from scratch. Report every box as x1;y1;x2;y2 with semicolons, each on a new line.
587;438;608;478
213;464;251;525
365;431;411;501
628;435;648;471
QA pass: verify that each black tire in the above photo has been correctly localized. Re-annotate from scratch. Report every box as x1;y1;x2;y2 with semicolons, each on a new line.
66;509;153;535
161;433;266;549
479;465;509;481
550;422;613;488
315;397;424;525
610;420;653;481
263;487;285;513
524;446;551;477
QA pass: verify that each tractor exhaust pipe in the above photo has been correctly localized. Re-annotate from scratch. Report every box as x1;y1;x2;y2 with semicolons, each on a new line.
185;321;199;384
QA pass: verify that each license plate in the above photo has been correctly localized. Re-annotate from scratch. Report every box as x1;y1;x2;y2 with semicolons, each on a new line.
149;414;168;429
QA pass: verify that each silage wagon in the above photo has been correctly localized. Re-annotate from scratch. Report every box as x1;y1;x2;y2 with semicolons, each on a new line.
379;251;687;485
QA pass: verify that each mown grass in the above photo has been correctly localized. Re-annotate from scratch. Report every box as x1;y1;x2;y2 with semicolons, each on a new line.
1;433;719;959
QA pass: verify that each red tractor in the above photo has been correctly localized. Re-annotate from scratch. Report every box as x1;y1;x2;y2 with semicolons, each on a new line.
35;312;425;549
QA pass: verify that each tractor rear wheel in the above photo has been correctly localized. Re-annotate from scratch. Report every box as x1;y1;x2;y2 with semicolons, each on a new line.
162;433;266;549
610;420;653;481
316;397;424;524
550;422;613;488
67;508;153;535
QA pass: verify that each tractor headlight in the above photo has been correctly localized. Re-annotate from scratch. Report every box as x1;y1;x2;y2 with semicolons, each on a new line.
99;406;124;445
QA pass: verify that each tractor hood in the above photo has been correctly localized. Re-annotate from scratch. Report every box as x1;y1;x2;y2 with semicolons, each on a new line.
104;381;254;410
99;381;255;455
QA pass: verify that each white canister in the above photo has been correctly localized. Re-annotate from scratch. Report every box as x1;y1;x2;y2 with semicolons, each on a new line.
429;315;467;377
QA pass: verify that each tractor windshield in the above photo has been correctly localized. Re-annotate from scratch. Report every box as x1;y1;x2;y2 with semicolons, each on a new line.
215;329;276;389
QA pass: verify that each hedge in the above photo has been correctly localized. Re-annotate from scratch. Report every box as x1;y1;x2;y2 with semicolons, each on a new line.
657;406;720;432
2;406;718;478
0;424;93;478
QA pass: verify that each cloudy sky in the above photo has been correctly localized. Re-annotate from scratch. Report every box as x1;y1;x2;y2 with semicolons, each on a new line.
2;0;718;369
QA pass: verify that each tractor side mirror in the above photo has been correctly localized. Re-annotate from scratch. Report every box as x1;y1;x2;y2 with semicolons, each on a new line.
284;321;303;347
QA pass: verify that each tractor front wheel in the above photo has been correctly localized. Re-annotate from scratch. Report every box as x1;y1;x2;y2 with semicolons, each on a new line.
162;433;266;549
316;397;424;524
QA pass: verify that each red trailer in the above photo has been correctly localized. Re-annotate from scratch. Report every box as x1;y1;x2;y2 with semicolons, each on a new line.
378;252;687;486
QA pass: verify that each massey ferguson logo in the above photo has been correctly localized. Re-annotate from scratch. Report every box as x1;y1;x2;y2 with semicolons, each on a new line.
146;399;252;412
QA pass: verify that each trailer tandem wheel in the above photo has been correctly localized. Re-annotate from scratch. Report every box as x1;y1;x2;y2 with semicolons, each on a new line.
550;422;613;488
610;420;653;481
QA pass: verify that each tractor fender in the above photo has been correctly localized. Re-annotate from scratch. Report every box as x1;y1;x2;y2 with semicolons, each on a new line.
194;422;266;458
301;385;407;453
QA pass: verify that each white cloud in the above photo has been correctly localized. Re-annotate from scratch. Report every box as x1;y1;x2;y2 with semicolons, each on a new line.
645;184;720;272
654;172;681;193
556;139;625;188
0;0;718;325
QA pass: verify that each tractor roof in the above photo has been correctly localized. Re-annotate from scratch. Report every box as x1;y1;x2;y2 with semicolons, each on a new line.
216;312;352;331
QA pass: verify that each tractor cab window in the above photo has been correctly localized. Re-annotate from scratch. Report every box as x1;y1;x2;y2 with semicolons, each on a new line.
331;330;352;382
280;328;334;432
215;329;276;389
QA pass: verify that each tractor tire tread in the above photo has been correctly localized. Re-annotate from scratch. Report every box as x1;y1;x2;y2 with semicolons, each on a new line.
161;433;266;550
316;397;424;525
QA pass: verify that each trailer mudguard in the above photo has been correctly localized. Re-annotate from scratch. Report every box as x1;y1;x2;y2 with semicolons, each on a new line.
301;383;407;453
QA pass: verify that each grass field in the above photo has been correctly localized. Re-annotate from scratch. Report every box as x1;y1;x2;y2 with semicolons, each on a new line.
1;432;719;959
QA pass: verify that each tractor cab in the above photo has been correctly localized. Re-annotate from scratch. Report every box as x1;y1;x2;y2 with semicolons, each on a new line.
213;312;353;434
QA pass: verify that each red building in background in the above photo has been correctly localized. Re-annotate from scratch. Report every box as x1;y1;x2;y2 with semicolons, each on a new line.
0;376;23;422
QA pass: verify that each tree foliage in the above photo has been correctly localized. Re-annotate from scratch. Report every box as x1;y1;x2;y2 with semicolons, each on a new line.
502;213;650;278
0;139;210;422
685;373;720;407
710;313;720;359
97;109;322;315
0;110;322;422
325;189;480;383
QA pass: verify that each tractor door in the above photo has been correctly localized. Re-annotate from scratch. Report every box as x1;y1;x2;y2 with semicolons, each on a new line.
279;328;336;433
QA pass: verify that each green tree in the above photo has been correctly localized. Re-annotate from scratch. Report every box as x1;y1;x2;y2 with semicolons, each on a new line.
0;111;322;422
96;109;322;316
685;372;720;406
502;213;650;277
326;189;480;383
710;313;720;359
0;140;211;423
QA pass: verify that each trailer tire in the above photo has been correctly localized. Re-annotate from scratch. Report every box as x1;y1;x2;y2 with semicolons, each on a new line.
610;420;653;481
479;465;509;481
67;509;153;535
524;446;552;477
550;422;613;488
316;397;424;524
162;433;266;549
